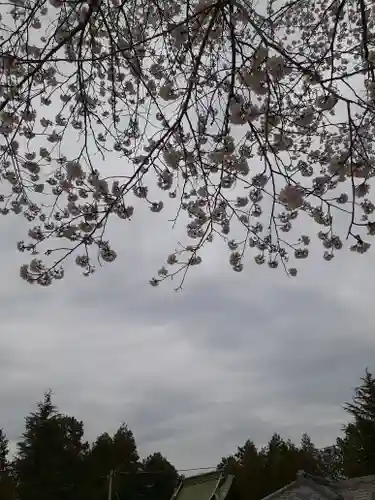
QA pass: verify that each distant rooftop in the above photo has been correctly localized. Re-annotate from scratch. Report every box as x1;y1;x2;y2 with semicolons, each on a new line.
172;470;235;500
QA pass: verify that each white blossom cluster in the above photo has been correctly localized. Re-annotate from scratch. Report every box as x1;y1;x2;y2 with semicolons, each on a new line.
0;0;373;286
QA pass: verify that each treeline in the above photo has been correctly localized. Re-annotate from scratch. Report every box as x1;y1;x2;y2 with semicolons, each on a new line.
218;369;375;500
0;392;179;500
1;370;375;500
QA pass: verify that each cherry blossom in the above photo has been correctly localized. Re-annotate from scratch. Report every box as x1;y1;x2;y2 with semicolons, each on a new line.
0;0;371;288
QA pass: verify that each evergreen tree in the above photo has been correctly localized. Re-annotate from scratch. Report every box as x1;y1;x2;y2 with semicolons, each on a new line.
14;391;88;500
218;440;265;500
337;369;375;477
0;428;8;472
298;433;324;476
262;434;299;494
236;440;266;500
140;452;178;500
0;429;16;500
85;432;115;500
217;433;330;500
87;424;140;500
5;367;375;500
300;433;315;454
217;455;238;475
112;424;140;500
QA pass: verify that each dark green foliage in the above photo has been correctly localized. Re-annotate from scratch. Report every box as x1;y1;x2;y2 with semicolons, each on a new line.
217;433;327;500
0;429;16;500
14;391;88;500
337;369;375;478
2;369;375;500
140;452;179;500
78;424;140;500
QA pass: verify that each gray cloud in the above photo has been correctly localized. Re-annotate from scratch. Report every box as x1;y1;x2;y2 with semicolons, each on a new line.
0;205;374;471
0;0;373;474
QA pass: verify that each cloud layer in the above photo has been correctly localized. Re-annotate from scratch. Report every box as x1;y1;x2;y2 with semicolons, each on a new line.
0;203;374;471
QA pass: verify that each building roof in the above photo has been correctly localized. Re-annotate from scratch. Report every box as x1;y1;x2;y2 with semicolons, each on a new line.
337;476;375;489
171;471;235;500
261;471;375;500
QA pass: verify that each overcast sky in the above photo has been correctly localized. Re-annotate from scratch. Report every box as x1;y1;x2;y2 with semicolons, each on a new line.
1;193;374;471
0;0;374;474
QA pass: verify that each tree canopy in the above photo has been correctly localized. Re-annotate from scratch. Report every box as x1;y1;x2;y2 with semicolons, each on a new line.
1;370;375;499
0;0;374;287
3;391;178;500
337;369;375;478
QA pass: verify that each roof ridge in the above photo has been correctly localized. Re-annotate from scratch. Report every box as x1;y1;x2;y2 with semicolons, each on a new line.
297;471;336;488
182;470;222;483
299;472;345;500
337;475;375;487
